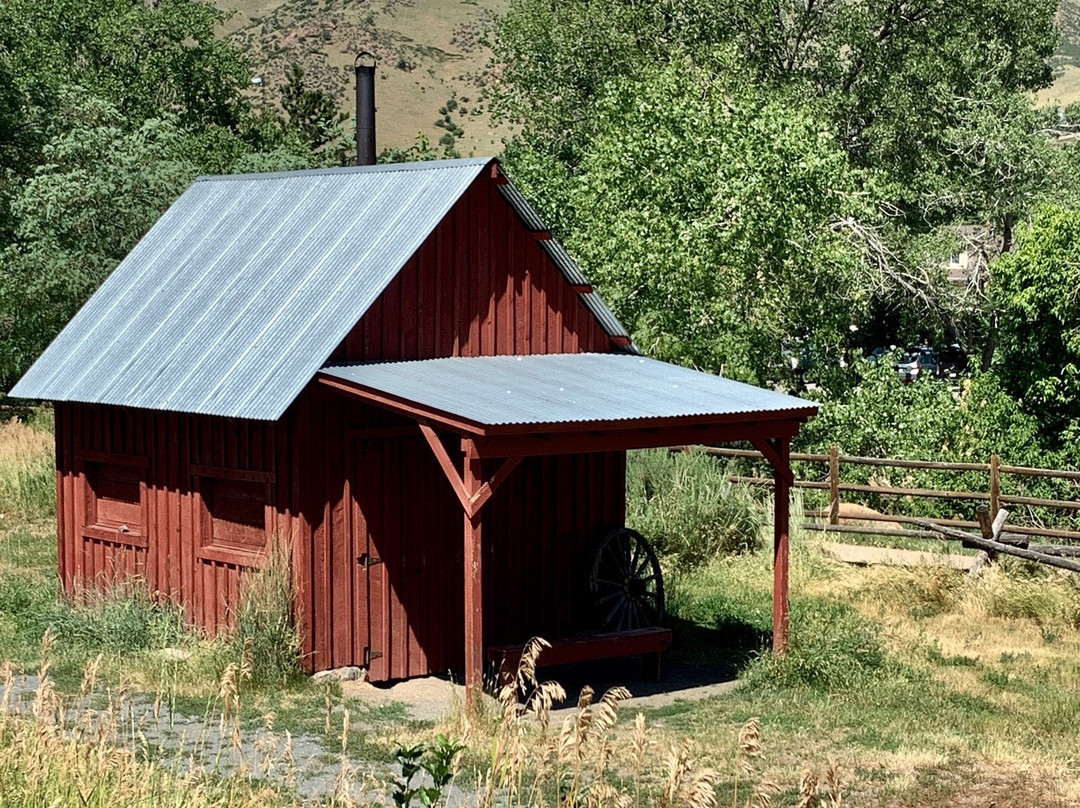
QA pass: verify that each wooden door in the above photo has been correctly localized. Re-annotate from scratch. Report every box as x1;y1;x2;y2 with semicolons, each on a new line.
351;439;386;679
351;433;462;682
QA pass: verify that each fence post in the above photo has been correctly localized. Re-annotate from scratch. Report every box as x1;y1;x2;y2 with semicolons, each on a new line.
828;445;840;526
990;454;1000;517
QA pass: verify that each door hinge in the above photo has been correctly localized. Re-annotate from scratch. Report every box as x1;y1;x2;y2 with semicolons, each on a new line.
364;648;383;666
357;552;382;570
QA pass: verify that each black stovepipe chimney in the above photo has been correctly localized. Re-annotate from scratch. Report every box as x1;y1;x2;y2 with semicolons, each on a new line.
355;52;376;166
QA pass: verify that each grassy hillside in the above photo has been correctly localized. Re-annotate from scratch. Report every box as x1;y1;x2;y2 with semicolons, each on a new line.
219;0;1080;146
1041;0;1080;107
214;0;509;156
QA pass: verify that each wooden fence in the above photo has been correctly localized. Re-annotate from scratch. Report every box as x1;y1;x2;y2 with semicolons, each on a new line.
699;447;1080;546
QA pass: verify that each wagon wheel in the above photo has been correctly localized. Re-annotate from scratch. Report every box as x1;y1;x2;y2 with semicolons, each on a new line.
590;528;664;632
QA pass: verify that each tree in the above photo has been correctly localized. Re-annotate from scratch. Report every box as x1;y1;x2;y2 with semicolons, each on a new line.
280;63;349;156
490;0;1062;380
991;205;1080;447
532;58;866;383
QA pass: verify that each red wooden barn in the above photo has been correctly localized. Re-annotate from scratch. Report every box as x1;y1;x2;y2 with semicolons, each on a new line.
11;157;817;700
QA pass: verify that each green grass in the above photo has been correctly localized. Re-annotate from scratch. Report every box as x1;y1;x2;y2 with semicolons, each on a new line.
627;448;765;568
654;546;1080;805
0;414;55;523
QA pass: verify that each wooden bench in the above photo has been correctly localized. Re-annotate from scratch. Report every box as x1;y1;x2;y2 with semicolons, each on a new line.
487;627;673;686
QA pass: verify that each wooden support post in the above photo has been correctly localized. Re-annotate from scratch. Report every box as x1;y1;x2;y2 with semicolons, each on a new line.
463;440;485;713
990;454;1001;518
976;505;999;563
828;445;840;526
772;437;792;656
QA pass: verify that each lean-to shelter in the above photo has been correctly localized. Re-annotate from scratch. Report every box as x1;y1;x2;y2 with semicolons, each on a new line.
11;156;817;702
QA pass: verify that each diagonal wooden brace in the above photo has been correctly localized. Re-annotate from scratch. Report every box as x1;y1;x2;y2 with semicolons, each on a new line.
418;423;521;517
750;437;795;488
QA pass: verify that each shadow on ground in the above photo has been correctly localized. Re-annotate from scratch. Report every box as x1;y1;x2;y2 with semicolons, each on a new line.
351;615;768;719
467;614;769;714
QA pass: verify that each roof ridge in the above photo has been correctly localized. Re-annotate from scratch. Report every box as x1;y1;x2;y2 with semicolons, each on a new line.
321;352;641;370
196;156;495;184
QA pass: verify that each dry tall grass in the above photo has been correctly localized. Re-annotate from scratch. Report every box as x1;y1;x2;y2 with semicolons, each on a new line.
0;630;847;808
453;638;841;808
0;634;289;808
0;416;55;521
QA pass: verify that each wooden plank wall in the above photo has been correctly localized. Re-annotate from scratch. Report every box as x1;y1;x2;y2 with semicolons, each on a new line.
301;397;627;680
334;175;614;361
55;401;295;637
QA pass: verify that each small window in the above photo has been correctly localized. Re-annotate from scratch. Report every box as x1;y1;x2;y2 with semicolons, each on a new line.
192;466;274;565
78;453;148;547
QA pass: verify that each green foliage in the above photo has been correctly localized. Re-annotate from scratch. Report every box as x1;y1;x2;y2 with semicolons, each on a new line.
492;0;1067;383
379;133;459;164
799;360;1047;466
0;0;324;391
992;205;1080;446
228;541;303;687
627;449;764;568
391;734;464;807
280;63;349;155
557;59;865;378
794;359;1076;523
743;598;890;692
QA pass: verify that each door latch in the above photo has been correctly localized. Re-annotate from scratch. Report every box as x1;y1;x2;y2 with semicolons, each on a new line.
357;552;382;570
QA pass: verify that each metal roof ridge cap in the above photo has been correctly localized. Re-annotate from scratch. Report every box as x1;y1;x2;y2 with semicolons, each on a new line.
321;351;625;370
325;352;829;370
194;157;495;183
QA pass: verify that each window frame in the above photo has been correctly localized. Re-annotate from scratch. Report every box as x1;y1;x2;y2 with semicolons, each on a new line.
191;465;275;567
76;451;149;549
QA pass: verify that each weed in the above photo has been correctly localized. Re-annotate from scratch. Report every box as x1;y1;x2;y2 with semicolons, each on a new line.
390;734;464;807
228;539;303;687
628;449;764;568
0;416;55;521
744;598;888;692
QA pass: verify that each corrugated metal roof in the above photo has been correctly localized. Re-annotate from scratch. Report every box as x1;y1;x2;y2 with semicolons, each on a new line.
11;157;643;419
10;159;493;420
580;292;631;340
320;353;817;428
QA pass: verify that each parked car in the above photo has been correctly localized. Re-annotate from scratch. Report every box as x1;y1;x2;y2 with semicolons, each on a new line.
896;348;937;383
935;343;969;379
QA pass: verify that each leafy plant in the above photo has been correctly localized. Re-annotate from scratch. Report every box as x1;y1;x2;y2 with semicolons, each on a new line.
391;734;464;807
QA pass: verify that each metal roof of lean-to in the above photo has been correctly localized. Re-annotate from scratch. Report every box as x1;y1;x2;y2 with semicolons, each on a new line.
319;353;817;433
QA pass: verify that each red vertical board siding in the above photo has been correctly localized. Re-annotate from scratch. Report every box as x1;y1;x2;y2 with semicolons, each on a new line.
329;403;351;668
290;393;316;670
57;404;292;644
453;196;469;356
334;174;612;361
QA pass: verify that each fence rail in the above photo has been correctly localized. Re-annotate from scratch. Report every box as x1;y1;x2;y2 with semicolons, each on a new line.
695;446;1080;545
